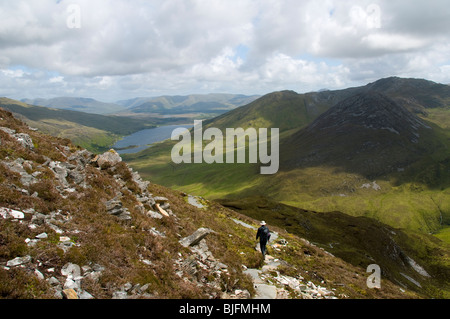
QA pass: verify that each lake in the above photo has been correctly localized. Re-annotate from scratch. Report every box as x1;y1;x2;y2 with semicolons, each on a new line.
113;124;193;154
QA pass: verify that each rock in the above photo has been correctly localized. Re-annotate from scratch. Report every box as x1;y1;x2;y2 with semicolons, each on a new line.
49;161;69;187
61;263;81;278
62;289;78;299
153;196;169;203
6;255;32;267
179;228;214;247
96;149;122;168
0;207;25;219
0;127;34;149
105;197;131;220
78;290;94;299
147;210;163;219
59;236;71;242
47;277;61;287
131;171;150;192
64;278;80;290
35;232;48;239
15;133;34;149
3;159;37;186
112;291;128;299
34;269;45;280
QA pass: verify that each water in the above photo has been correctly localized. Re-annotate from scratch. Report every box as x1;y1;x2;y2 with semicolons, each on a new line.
113;124;193;154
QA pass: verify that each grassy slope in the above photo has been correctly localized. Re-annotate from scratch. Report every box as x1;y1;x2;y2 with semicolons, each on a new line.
123;81;450;238
123;113;450;235
218;196;450;298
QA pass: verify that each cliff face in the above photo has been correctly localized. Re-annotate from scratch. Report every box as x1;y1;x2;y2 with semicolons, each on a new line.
0;107;418;299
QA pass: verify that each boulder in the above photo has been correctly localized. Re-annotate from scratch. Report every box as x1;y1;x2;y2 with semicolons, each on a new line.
96;149;122;168
15;133;34;149
179;228;214;247
0;127;34;149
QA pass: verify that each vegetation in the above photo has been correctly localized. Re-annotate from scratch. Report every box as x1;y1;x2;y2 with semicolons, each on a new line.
123;78;450;241
0;107;426;299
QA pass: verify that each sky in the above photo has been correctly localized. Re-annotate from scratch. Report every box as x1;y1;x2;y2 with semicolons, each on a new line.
1;0;450;102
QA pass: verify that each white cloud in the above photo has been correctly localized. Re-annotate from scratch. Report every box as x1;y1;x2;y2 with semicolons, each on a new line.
0;0;450;101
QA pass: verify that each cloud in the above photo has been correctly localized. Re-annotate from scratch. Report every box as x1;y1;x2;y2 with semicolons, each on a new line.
0;0;450;101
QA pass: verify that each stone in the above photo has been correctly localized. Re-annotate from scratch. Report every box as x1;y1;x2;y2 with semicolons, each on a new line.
15;133;34;149
61;263;81;278
6;255;32;267
147;210;163;219
96;149;122;168
179;228;214;247
153;196;169;203
64;278;81;290
62;289;78;299
78;290;94;299
0;207;25;219
34;269;45;280
0;128;34;149
36;232;48;239
47;277;61;286
112;291;128;299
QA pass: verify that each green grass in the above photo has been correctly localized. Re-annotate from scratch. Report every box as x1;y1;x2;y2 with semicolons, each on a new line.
435;226;450;243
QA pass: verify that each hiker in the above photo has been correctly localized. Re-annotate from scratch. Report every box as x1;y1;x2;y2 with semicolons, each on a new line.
256;221;271;259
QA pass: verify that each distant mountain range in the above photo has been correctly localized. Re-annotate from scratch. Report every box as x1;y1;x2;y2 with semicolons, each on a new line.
21;97;126;115
116;94;260;115
21;94;260;116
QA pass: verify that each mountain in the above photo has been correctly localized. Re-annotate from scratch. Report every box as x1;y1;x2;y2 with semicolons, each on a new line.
21;97;126;115
117;93;260;116
281;92;436;177
204;77;450;132
122;77;450;235
0;97;156;153
1;107;433;300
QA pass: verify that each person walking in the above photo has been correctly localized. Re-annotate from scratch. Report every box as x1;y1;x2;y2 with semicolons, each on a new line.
256;221;271;259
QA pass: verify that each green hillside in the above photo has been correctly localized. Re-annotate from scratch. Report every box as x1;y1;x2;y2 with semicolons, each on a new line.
123;78;450;240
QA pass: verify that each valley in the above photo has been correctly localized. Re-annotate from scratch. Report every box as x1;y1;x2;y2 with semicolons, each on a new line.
1;76;449;299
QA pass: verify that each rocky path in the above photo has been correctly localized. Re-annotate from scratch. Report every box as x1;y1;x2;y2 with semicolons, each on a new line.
232;218;337;299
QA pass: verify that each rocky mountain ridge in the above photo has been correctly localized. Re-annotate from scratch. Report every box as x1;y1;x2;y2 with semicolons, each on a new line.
282;92;437;177
0;107;420;299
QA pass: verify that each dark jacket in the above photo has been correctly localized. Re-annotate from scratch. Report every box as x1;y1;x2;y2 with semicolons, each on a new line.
256;225;271;243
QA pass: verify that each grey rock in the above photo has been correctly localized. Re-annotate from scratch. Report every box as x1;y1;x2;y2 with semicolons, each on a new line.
153;196;169;203
96;149;122;168
0;207;25;219
36;232;48;239
34;269;45;280
147;210;163;219
47;276;61;287
112;291;128;299
78;290;94;299
6;255;32;267
179;228;214;247
15;133;34;149
61;263;81;278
